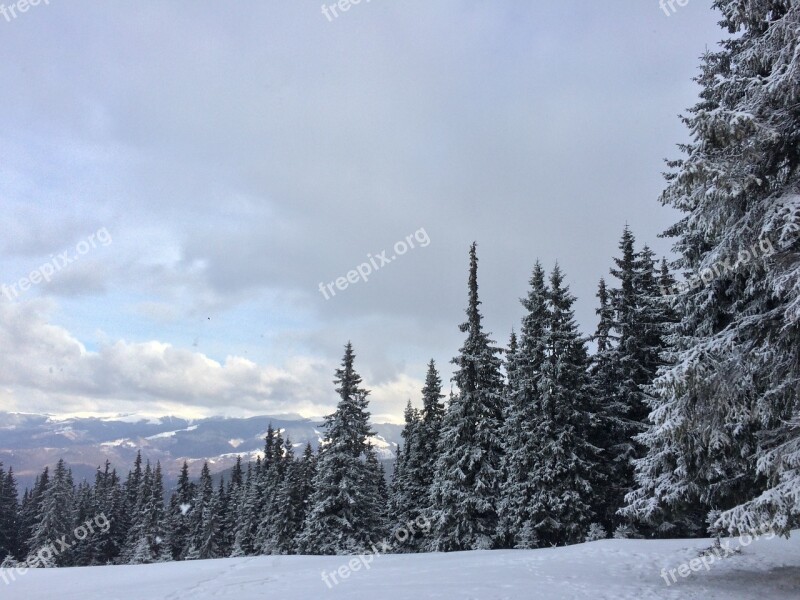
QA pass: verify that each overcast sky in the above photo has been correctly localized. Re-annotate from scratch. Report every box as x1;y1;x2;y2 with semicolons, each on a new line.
0;1;723;423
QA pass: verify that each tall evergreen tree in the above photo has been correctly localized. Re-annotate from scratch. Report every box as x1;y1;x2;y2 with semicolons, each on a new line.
525;266;598;546
94;462;124;564
588;277;624;534
498;261;551;548
418;359;445;511
166;461;195;561
0;465;21;561
29;459;75;566
20;467;48;559
186;462;216;559
627;0;800;537
299;343;385;554
429;243;505;551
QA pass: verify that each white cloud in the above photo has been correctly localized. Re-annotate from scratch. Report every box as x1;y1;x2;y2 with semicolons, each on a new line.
0;299;416;421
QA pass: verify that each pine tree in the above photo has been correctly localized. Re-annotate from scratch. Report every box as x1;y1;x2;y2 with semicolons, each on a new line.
592;230;675;536
20;467;48;559
389;400;422;545
417;358;445;531
429;243;505;551
29;459;75;567
166;461;195;561
94;462;124;564
124;460;167;564
588;277;624;534
256;426;289;554
70;480;97;566
627;0;800;538
268;438;307;554
188;476;226;561
186;462;216;560
222;456;244;555
299;343;385;554
0;465;21;561
526;266;598;546
230;462;258;557
498;262;550;548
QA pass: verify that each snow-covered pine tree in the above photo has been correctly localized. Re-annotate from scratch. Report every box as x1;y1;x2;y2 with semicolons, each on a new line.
591;230;675;536
124;460;167;564
627;0;800;538
267;438;306;554
19;468;48;560
70;480;97;566
166;461;195;561
389;444;404;526
588;277;622;534
188;476;226;560
186;462;215;559
0;465;21;562
363;443;390;542
299;342;384;554
410;359;445;550
498;261;550;548
429;243;505;551
419;359;446;490
526;266;598;546
256;426;289;554
93;461;124;565
29;459;75;567
230;461;258;557
389;400;423;547
222;456;244;554
292;442;317;550
117;450;142;559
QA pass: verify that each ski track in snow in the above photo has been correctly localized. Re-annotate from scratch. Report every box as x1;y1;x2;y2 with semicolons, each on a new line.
3;534;799;600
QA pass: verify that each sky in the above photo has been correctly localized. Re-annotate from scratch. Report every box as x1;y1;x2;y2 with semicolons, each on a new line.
0;0;724;423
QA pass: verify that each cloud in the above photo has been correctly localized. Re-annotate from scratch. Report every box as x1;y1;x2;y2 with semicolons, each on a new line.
0;0;724;420
0;300;414;422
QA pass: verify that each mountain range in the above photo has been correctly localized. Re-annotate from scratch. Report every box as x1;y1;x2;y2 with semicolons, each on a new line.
0;412;403;491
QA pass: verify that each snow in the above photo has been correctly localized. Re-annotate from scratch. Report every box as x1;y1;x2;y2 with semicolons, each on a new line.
4;533;799;599
146;425;199;440
99;438;137;448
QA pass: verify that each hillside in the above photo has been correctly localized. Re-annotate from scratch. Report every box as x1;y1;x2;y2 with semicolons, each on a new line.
3;533;799;599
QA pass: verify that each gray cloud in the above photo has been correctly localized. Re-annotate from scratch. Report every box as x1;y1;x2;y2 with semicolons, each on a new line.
0;0;724;419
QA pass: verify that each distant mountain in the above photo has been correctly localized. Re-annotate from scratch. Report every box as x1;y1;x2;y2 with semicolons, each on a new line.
0;412;403;491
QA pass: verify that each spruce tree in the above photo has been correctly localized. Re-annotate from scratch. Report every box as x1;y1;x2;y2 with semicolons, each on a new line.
498;261;550;548
588;277;623;534
299;343;384;554
94;462;124;564
166;461;194;560
526;266;598;546
429;243;505;551
0;465;21;561
627;0;800;537
417;359;445;521
186;462;215;559
29;459;75;566
20;467;48;559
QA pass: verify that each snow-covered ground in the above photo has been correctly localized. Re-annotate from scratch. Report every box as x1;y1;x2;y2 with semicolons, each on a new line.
3;533;799;600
